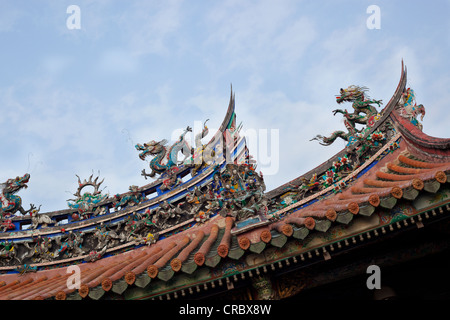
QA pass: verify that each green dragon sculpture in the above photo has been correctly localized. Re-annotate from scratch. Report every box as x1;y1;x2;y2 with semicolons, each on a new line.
311;85;382;146
67;175;108;218
0;173;36;217
136;126;194;179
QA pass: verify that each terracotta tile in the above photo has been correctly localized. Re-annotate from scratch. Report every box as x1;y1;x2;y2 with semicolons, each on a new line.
194;224;219;266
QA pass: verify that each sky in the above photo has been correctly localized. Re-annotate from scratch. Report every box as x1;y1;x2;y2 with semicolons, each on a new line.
1;0;449;213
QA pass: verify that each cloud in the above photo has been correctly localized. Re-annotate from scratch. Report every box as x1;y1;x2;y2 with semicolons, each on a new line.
97;49;139;74
0;2;24;33
203;0;315;71
40;55;73;76
118;0;185;56
272;17;317;68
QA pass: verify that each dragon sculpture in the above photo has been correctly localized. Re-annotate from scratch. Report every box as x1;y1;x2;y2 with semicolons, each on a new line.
0;173;36;217
311;86;382;146
67;175;108;219
136;126;193;179
113;185;144;210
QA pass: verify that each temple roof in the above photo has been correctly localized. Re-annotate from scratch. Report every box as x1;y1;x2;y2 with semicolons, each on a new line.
1;63;449;300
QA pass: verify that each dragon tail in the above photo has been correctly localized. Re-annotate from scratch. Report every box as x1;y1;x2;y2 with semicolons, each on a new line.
311;131;348;146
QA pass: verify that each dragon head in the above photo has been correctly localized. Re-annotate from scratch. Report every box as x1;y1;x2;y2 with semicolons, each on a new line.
135;139;167;161
3;173;30;194
336;85;368;104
